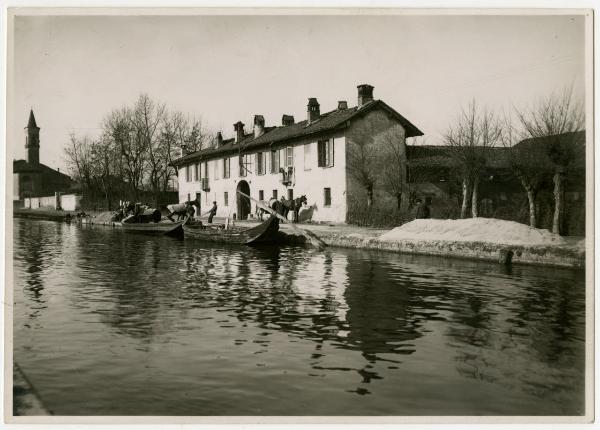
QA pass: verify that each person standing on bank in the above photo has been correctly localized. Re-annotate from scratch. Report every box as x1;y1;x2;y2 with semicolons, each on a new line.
208;201;218;224
415;197;432;219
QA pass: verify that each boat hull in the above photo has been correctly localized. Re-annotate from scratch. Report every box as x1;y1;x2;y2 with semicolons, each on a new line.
183;216;280;245
121;220;184;236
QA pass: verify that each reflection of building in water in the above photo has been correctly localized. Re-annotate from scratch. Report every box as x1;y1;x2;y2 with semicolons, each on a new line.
292;252;349;321
343;258;422;360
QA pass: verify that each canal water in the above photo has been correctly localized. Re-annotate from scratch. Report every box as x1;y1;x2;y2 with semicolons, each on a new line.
12;218;585;416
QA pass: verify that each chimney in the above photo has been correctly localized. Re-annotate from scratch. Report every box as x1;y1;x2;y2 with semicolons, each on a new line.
216;131;223;147
233;121;245;143
357;84;374;107
338;101;348;110
253;115;265;138
282;114;295;126
307;98;320;124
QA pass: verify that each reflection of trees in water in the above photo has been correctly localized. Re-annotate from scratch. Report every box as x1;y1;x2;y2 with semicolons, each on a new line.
71;229;185;343
443;265;585;407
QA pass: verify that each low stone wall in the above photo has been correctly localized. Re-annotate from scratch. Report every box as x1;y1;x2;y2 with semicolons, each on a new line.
278;231;585;269
24;193;81;211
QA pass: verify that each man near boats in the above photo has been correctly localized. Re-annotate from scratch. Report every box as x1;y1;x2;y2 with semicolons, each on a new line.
415;197;432;219
207;201;218;223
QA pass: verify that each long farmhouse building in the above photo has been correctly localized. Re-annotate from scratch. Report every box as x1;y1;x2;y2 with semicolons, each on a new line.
173;84;423;223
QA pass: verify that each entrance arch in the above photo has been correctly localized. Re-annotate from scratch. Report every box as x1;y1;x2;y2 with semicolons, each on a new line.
236;180;251;220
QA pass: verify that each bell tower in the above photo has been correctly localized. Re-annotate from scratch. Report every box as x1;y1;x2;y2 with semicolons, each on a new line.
25;109;40;165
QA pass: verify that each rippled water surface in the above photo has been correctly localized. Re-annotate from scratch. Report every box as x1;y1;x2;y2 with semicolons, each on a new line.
13;219;585;416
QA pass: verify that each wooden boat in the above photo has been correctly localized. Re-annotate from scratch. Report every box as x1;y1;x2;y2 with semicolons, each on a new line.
121;215;184;236
183;215;280;245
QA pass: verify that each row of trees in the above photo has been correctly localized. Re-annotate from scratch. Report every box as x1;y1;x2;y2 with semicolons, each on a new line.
444;87;584;234
65;94;211;209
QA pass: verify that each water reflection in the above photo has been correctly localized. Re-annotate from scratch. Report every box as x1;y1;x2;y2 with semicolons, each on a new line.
12;219;586;416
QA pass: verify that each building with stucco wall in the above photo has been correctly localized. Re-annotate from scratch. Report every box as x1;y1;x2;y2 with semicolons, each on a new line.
172;84;423;223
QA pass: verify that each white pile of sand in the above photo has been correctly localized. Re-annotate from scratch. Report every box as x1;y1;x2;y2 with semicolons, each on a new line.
379;218;570;247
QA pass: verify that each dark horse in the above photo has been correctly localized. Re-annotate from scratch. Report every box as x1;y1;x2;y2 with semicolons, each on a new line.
276;195;307;223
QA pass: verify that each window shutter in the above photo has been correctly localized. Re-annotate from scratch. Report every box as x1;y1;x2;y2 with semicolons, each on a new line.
317;141;323;167
328;139;334;167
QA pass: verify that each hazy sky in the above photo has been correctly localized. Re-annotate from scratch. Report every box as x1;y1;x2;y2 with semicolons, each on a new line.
9;13;586;172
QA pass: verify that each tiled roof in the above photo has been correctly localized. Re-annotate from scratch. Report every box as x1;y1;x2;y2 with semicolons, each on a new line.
407;145;512;169
514;131;585;151
513;130;586;168
172;100;423;166
13;159;72;180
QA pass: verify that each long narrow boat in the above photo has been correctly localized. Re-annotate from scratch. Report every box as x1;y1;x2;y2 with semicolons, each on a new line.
121;215;184;236
183;215;280;245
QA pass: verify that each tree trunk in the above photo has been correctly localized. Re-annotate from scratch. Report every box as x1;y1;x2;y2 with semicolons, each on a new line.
460;177;471;219
471;176;480;218
526;188;537;228
552;169;565;235
366;185;374;207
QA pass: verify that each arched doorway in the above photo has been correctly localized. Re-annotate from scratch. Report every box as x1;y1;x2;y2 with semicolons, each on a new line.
236;180;251;220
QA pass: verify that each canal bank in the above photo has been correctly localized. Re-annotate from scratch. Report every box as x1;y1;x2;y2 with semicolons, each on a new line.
13;363;51;416
13;208;585;269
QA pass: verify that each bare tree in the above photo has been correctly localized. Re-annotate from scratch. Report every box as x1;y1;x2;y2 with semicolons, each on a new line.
347;121;381;207
131;94;167;206
500;119;551;228
64;133;95;194
380;127;408;209
89;134;122;210
103;107;147;201
444;100;501;218
514;86;584;234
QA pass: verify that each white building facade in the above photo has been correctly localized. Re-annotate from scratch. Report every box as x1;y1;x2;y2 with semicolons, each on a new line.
174;84;423;223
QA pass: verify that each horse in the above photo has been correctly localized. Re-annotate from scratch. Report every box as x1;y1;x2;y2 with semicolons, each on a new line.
256;198;278;221
278;195;307;223
166;200;199;222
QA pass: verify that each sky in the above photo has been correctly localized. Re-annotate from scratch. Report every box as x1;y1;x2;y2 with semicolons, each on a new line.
9;12;587;173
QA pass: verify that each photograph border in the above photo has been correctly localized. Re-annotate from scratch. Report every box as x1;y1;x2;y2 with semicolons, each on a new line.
2;5;595;426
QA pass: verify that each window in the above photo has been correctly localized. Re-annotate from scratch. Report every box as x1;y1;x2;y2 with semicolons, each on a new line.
272;189;278;200
239;154;252;177
270;150;280;173
185;165;191;182
259;190;264;201
224;192;229;206
318;139;334;167
214;159;219;180
187;193;191;202
286;146;294;167
195;163;200;181
203;162;208;179
196;192;201;205
288;189;294;200
324;188;331;206
256;152;266;175
223;157;230;179
304;143;311;170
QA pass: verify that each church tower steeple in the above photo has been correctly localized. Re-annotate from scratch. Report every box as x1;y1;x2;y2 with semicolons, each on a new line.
25;109;40;165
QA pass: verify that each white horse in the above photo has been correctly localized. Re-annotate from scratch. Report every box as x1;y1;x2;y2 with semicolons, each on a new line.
255;198;278;221
167;201;198;221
